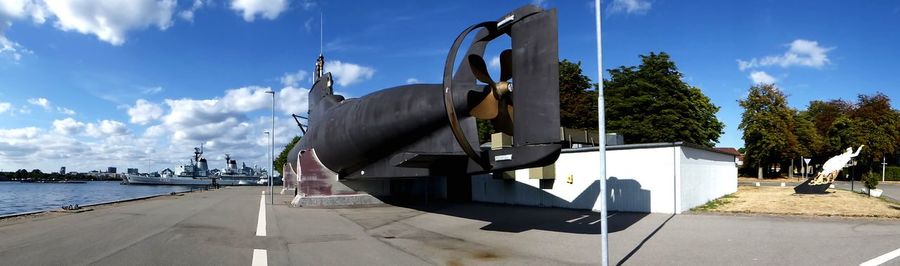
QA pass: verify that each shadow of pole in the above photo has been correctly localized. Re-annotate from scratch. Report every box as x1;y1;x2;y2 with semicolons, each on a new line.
616;214;676;266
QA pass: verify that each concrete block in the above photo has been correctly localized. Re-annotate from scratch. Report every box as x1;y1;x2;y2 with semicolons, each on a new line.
529;164;555;180
491;133;513;150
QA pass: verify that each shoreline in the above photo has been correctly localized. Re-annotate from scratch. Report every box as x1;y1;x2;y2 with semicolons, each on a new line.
0;187;197;220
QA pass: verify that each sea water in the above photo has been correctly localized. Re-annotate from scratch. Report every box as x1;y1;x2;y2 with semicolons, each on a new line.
0;181;191;216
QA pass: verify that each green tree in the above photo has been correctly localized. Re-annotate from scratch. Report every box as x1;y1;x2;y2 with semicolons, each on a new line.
806;99;852;137
14;169;28;180
847;93;900;171
29;169;44;179
793;111;824;158
739;84;799;177
559;59;598;130
604;52;724;147
275;136;302;175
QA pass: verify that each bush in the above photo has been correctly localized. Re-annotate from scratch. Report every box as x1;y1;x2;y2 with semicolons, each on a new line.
862;172;879;190
886;166;900;181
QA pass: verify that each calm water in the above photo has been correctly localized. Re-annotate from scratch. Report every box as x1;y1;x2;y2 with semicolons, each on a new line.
0;181;192;216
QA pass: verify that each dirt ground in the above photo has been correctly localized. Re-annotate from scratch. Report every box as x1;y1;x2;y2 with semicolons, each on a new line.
696;186;900;218
738;176;900;184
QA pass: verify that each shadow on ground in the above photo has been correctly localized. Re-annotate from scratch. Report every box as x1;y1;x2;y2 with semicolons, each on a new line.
380;198;648;234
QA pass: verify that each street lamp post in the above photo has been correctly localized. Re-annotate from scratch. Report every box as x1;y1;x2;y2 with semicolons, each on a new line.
265;90;275;204
263;131;270;178
594;1;609;265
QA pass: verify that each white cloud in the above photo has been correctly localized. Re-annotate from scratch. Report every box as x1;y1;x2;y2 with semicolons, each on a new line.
280;70;308;87
56;106;76;115
144;124;166;137
749;71;776;84
278;86;308;115
303;17;314;33
44;0;177;46
27;97;50;109
0;126;40;139
222;86;272;112
297;0;316;10
0;31;33;61
405;78;419;84
141;86;164;94
229;0;288;22
85;119;129;137
325;60;375;87
0;102;11;114
178;0;205;22
609;0;651;15
0;74;314;172
127;99;164;125
52;117;85;135
738;39;833;71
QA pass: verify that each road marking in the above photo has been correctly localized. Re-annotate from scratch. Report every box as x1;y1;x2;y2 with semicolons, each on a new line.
861;248;900;266
252;249;267;266
256;192;266;237
859;248;900;266
589;213;616;225
566;215;589;223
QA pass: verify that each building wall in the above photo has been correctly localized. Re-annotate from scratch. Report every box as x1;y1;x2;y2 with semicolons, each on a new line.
679;146;738;211
472;143;736;214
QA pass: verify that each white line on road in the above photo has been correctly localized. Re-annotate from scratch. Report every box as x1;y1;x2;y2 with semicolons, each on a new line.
256;191;266;236
566;215;589;223
252;249;268;266
861;247;900;266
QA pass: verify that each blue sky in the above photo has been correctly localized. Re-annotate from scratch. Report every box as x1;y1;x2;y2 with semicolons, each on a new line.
1;0;899;172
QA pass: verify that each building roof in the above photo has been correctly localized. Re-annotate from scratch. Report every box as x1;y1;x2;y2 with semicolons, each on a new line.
561;142;740;157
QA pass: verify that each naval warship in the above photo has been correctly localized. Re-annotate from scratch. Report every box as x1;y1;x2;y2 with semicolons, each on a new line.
215;154;269;185
122;146;217;186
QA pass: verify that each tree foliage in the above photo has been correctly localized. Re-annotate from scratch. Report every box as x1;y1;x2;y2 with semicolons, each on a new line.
741;88;900;177
739;84;799;174
274;136;302;175
604;52;724;147
559;60;598;130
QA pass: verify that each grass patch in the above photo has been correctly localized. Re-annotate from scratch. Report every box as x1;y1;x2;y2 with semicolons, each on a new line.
692;194;737;212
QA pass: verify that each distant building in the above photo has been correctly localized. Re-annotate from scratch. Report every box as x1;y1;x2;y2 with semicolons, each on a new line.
59;167;66;175
107;167;117;174
127;168;139;174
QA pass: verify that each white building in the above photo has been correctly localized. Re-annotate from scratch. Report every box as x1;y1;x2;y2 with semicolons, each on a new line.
472;142;738;214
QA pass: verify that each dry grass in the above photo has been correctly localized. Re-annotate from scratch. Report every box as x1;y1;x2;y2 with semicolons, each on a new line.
695;186;900;218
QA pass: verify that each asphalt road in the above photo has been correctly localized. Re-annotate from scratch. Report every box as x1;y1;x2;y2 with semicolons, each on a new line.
1;186;898;265
834;181;900;201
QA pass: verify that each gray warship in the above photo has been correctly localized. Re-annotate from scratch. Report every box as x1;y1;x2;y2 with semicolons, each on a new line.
122;146;217;186
215;154;269;185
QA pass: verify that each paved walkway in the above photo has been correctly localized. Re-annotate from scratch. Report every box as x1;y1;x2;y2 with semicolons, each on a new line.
1;186;898;265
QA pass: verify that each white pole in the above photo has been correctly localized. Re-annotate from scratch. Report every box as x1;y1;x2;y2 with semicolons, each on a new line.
594;1;609;265
271;91;276;204
883;157;886;182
